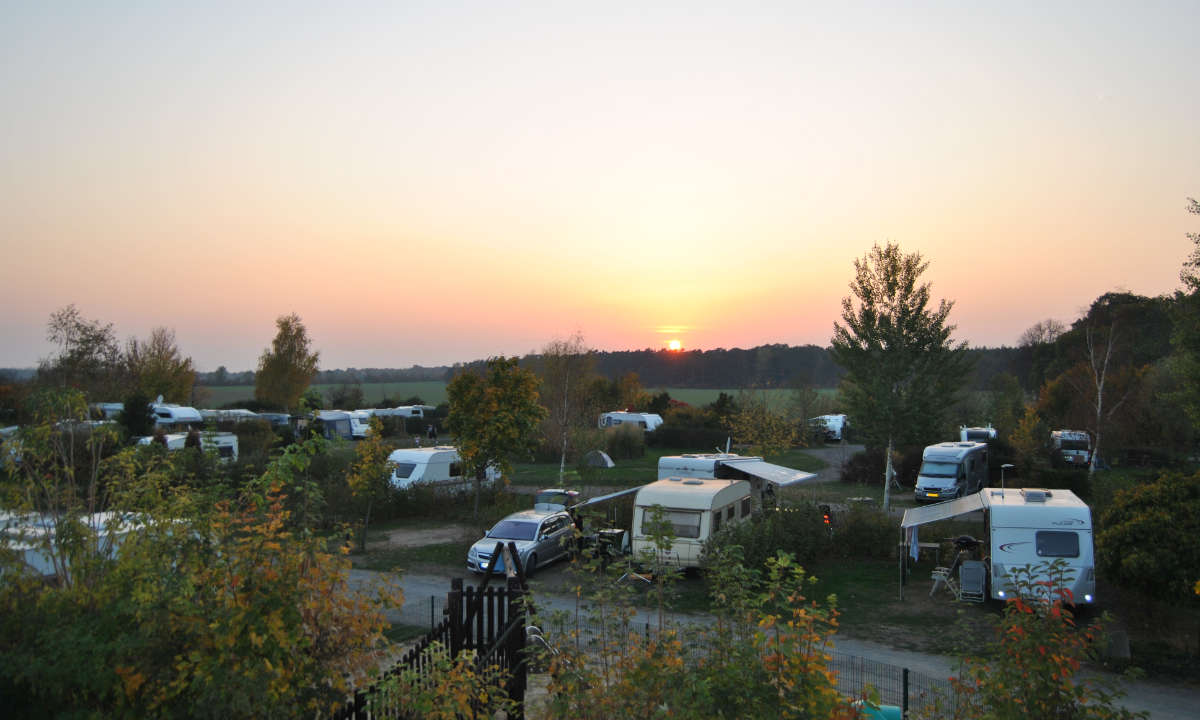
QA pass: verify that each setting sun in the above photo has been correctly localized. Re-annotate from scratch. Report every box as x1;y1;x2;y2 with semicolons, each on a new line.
668;339;682;351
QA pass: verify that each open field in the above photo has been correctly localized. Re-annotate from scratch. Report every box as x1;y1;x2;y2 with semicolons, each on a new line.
197;382;840;411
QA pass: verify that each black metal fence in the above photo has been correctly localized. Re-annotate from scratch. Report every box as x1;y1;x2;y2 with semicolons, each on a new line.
328;542;531;720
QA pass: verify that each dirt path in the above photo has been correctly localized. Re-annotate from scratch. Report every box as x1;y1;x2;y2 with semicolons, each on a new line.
803;442;864;483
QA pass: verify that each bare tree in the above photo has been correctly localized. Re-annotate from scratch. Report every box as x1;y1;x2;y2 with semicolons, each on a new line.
1019;318;1066;347
539;332;594;481
1075;324;1139;482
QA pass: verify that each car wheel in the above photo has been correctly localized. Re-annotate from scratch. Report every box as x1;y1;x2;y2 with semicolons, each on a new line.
526;553;538;577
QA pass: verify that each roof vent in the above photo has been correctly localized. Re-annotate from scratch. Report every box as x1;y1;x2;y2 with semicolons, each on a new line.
1021;488;1050;503
668;477;683;482
683;479;704;485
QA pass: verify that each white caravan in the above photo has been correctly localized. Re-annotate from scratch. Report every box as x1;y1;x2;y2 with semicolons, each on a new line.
137;431;239;461
959;425;997;442
1050;430;1091;467
657;453;816;505
386;446;498;491
914;442;989;503
809;414;849;442
151;403;203;429
349;411;373;439
631;478;753;568
89;402;125;420
901;488;1096;605
199;409;260;424
598;412;664;431
375;405;435;419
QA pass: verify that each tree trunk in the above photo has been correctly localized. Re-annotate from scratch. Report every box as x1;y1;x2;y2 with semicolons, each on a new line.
473;467;484;520
359;497;373;553
883;436;894;512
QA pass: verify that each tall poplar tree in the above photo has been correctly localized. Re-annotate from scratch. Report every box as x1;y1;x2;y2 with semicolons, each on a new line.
254;314;320;411
830;243;971;510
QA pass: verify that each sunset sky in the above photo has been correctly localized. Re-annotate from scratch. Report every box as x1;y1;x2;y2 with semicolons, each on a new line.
2;1;1197;372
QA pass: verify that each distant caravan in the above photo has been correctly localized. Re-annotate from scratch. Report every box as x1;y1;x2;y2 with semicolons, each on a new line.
598;412;663;432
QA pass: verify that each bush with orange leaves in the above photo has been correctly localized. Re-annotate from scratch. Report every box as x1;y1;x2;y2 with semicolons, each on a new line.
946;560;1147;720
542;546;861;720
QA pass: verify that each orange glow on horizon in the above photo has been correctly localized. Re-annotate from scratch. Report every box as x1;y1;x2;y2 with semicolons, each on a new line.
668;339;682;351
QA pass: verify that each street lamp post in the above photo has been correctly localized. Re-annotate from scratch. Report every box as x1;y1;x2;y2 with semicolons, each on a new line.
1001;463;1014;489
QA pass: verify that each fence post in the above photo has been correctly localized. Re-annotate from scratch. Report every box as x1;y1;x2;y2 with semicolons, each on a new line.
902;667;909;717
430;594;435;630
449;577;463;658
507;573;527;718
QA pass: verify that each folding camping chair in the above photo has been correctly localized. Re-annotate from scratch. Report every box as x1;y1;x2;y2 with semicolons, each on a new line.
958;560;987;603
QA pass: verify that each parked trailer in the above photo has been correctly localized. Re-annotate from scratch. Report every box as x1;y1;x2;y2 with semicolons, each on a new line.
657;452;816;506
136;431;239;461
959;425;997;442
809;414;849;441
598;411;664;431
386;446;498;491
631;477;754;569
913;442;988;503
901;488;1095;604
1051;429;1091;467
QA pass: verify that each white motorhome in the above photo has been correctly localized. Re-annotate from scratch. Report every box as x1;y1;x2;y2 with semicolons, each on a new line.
657;453;816;505
960;425;997;443
136;431;239;461
314;411;355;440
199;409;260;424
901;488;1096;605
151;403;203;429
599;412;663;432
90;402;125;420
809;414;849;442
349;411;373;439
375;405;435;419
386;446;498;491
631;478;753;568
1050;430;1091;467
914;442;989;503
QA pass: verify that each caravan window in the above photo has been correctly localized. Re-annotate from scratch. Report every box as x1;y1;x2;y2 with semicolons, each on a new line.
643;509;701;539
449;461;462;478
1036;531;1080;558
712;511;722;533
726;506;735;522
392;463;417;479
740;497;751;517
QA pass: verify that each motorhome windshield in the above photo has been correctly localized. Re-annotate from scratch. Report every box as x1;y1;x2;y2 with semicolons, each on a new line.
1059;440;1089;451
391;462;417;479
919;461;960;478
489;520;537;541
1036;531;1080;558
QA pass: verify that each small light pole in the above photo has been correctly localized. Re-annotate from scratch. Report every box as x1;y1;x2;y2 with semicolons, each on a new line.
1001;463;1014;489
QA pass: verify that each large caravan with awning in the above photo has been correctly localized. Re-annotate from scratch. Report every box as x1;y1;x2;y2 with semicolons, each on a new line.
632;477;753;568
656;453;816;505
900;488;1095;605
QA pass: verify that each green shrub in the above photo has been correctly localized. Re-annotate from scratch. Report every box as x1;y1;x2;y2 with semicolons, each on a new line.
603;424;645;460
645;425;728;450
707;503;832;571
830;505;895;560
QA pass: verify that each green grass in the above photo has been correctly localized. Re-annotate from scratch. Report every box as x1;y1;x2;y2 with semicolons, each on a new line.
508;447;827;488
196;382;840;412
384;623;431;644
648;387;839;411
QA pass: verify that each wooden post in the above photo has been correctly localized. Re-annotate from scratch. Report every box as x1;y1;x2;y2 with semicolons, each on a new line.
448;577;463;658
506;573;527;718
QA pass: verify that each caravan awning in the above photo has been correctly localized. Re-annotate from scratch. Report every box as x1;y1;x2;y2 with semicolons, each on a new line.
718;458;817;488
900;494;986;529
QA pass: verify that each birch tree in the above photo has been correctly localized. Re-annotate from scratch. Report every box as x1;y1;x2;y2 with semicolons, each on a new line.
830;243;971;510
539;333;594;481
